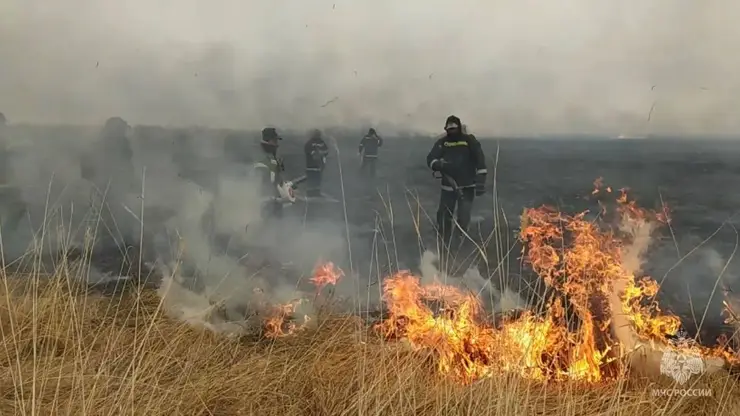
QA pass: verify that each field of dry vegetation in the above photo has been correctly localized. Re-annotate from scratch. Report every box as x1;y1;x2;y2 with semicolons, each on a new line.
2;177;740;415
1;265;739;416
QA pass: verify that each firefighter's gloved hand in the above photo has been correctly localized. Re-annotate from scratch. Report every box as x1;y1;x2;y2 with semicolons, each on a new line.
430;159;446;172
475;172;487;196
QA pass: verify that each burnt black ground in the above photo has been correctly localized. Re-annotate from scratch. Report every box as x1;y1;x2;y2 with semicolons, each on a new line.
5;126;740;343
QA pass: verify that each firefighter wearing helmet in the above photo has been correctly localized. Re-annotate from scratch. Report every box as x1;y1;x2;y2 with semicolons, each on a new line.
426;115;487;244
358;127;383;178
252;127;287;218
304;128;329;198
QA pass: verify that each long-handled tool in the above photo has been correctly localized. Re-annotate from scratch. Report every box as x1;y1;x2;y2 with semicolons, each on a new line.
432;165;463;199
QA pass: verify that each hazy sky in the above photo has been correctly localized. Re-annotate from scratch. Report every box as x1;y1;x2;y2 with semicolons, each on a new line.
1;0;739;135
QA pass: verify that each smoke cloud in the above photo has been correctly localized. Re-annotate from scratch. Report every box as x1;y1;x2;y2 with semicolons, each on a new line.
1;0;739;341
418;250;525;312
2;0;740;135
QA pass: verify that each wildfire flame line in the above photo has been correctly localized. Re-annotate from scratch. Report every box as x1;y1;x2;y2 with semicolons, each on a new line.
258;181;737;384
372;181;737;384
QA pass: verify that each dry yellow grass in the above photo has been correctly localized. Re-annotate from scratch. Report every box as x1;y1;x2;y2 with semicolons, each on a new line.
0;269;739;416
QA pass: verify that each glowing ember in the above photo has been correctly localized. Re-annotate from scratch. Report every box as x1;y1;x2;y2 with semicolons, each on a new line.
592;177;612;195
310;261;344;291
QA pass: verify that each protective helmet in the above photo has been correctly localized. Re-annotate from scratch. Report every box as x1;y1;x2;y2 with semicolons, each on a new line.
444;115;462;131
368;128;376;135
309;128;322;140
261;127;281;146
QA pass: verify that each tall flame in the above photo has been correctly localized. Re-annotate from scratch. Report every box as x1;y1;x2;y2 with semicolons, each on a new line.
374;180;737;384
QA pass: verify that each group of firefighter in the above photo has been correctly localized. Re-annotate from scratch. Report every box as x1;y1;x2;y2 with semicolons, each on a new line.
256;114;487;245
254;126;383;199
0;112;487;246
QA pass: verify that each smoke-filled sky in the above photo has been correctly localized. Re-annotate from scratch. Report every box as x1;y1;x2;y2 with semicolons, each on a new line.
2;0;739;135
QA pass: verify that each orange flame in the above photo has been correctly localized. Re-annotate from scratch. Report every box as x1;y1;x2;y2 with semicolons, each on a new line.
374;179;737;384
263;299;308;338
310;261;344;291
262;261;344;338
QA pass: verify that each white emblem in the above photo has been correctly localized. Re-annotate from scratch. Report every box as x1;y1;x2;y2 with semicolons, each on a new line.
659;349;705;385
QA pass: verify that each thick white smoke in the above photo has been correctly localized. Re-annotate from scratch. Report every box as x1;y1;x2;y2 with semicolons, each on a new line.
2;0;740;135
418;249;525;312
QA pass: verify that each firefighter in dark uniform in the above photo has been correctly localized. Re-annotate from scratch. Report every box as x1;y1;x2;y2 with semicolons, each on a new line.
80;116;137;245
359;127;383;178
172;130;196;179
0;112;23;233
81;117;135;183
426;115;487;244
304;128;329;198
252;127;285;218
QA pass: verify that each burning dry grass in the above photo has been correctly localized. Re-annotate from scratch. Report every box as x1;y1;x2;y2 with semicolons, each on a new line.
1;274;739;416
2;176;740;415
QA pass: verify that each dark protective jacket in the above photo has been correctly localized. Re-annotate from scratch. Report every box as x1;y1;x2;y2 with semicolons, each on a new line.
81;134;135;186
304;137;329;171
426;132;487;191
359;134;383;157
